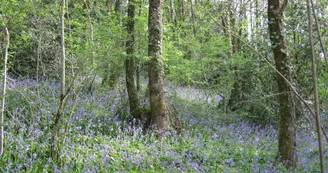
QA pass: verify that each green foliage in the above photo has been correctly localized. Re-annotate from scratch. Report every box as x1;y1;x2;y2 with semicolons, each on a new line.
163;19;231;86
0;0;61;77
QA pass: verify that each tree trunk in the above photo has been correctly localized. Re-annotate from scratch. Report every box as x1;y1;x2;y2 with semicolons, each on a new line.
189;0;197;36
85;0;95;68
169;0;177;27
136;64;141;92
221;15;228;34
126;0;141;120
136;0;143;92
50;0;67;160
306;0;325;171
268;0;297;169
60;0;66;97
177;0;185;22
0;28;9;157
255;0;259;28
228;0;247;110
237;0;246;50
230;10;237;54
148;0;170;130
103;0;122;88
106;0;112;11
114;0;122;16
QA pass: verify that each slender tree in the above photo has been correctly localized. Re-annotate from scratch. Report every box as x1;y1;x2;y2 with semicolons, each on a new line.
84;0;97;93
268;0;297;169
60;0;66;97
103;0;122;88
136;0;144;92
189;0;197;36
0;28;9;157
85;0;95;67
148;0;170;130
114;0;122;15
169;0;176;27
309;0;327;68
306;0;325;172
227;0;245;110
106;0;112;11
126;0;141;120
50;0;67;159
177;0;185;22
230;1;238;54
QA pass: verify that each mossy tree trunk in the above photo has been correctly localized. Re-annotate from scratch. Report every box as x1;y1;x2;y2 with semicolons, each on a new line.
126;0;141;120
148;0;170;130
268;0;297;169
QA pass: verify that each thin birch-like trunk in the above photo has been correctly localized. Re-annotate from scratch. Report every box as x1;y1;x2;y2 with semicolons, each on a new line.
60;0;66;96
0;28;9;157
50;0;66;160
306;0;325;172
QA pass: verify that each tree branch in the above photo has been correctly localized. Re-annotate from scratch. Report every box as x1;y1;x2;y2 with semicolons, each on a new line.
280;0;288;13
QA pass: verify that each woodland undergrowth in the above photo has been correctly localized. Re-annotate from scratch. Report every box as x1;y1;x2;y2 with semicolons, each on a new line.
0;78;327;173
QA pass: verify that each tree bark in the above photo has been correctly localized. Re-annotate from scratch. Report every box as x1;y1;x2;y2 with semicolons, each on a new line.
148;0;170;130
126;0;141;120
268;0;297;169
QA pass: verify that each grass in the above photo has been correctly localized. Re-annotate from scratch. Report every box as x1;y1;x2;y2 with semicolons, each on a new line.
0;78;327;172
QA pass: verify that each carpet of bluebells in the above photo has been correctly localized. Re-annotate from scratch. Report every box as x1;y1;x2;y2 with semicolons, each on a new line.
0;78;327;173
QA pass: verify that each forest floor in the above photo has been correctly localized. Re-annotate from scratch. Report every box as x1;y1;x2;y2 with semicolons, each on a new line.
0;78;327;172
